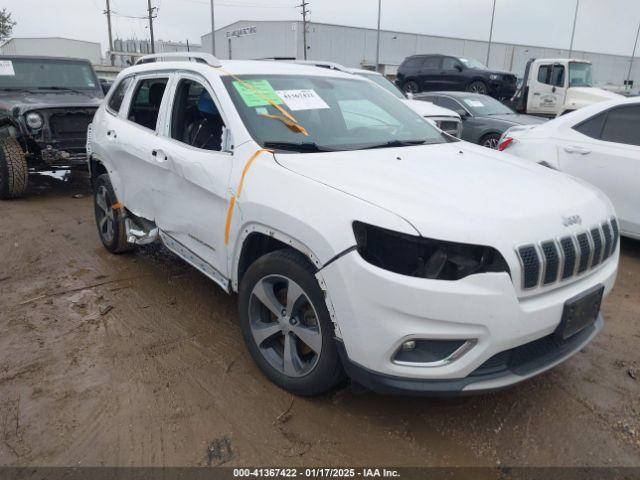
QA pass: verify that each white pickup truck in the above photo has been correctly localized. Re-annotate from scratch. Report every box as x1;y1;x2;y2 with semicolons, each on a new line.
510;58;623;117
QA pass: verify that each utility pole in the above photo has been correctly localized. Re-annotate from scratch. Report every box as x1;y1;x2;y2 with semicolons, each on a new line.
104;0;114;65
210;0;216;55
147;0;156;54
298;1;310;60
627;21;640;88
486;0;496;67
569;0;579;57
375;0;382;72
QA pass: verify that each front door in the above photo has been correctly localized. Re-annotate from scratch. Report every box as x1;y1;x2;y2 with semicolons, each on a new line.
528;63;566;116
152;74;234;281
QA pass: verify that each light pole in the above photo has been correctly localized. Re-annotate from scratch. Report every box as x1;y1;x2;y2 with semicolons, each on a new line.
375;0;382;72
627;21;640;88
486;0;497;67
569;0;579;57
210;0;216;55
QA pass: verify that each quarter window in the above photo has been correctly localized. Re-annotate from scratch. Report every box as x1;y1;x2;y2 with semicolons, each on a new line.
128;77;169;130
573;112;606;139
107;76;133;114
170;78;227;151
601;106;640;146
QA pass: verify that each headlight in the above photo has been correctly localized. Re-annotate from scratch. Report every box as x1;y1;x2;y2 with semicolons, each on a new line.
353;222;510;281
25;112;43;130
489;74;500;81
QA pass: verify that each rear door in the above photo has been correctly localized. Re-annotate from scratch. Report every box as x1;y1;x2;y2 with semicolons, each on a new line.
528;63;566;115
100;73;172;221
418;56;444;91
558;105;640;235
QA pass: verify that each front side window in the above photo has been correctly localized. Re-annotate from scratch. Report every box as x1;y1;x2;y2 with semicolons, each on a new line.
538;65;551;84
223;75;451;152
128;77;169;130
459;94;514;116
442;57;463;71
549;65;565;87
357;72;405;100
459;58;488;70
600;106;640;146
435;97;467;116
573;112;606;139
107;76;133;113
170;78;227;151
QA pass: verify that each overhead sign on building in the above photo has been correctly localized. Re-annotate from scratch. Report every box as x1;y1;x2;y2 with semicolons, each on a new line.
226;26;258;39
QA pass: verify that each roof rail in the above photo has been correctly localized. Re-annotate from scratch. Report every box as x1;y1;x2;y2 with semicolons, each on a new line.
135;52;222;68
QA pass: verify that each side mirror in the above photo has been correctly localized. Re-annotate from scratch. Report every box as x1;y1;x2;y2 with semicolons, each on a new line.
455;65;463;72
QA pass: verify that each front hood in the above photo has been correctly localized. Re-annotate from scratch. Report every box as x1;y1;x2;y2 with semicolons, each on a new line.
403;99;460;119
274;142;613;248
565;87;623;107
482;113;547;125
0;91;102;115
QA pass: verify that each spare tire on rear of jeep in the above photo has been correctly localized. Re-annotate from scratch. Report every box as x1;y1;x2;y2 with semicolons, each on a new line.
0;137;29;199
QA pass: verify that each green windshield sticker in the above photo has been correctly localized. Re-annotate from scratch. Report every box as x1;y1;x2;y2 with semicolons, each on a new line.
233;80;283;107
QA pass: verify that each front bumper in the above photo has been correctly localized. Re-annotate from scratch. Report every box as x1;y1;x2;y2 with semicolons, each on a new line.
319;249;617;394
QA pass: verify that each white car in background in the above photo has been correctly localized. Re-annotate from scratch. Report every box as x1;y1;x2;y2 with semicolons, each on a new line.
289;60;463;137
500;97;640;239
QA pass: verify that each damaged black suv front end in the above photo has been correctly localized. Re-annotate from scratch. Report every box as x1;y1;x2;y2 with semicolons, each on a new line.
0;56;103;171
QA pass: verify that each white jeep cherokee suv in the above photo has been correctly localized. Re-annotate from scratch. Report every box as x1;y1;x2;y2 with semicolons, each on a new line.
87;53;619;396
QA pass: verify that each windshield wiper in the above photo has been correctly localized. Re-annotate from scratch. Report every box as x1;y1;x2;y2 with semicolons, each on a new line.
361;139;428;150
263;141;334;153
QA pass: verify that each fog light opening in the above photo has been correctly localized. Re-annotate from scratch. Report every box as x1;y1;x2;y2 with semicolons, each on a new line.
393;339;475;366
401;340;416;352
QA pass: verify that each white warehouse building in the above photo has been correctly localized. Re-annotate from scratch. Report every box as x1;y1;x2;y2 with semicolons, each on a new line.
202;20;639;88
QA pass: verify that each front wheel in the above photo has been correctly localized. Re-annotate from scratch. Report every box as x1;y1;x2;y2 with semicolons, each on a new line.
466;80;488;95
238;249;344;396
0;136;29;199
480;133;501;149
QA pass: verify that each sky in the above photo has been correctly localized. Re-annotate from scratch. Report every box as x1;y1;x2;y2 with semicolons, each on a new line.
4;0;640;58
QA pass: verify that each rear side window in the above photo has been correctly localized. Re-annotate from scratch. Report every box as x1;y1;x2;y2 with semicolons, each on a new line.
403;57;424;69
573;112;606;139
107;77;133;113
601;106;640;146
128;77;169;130
422;57;441;69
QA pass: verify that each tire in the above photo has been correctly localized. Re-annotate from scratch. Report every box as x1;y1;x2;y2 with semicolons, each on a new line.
466;80;488;95
238;249;344;396
93;173;135;254
0;136;28;199
480;133;501;149
402;80;420;94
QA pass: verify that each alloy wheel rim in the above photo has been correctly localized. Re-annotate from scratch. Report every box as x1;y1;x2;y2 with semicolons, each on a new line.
470;83;486;94
484;137;499;149
95;185;115;244
248;275;322;378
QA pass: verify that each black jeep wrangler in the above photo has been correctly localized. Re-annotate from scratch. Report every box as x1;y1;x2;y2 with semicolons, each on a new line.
0;56;104;199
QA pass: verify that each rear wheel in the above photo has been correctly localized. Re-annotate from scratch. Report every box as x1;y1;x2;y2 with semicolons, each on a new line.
480;133;501;149
93;173;135;254
467;80;488;95
402;80;420;94
238;249;344;396
0;136;28;199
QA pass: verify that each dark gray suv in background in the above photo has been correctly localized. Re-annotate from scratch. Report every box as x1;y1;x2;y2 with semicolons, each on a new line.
396;54;517;100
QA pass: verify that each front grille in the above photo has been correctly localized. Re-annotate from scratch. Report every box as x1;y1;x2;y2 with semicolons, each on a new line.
516;217;617;290
48;110;95;139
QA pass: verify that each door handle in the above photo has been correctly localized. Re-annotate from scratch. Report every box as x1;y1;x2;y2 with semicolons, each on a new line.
533;92;541;96
151;149;169;162
564;146;591;155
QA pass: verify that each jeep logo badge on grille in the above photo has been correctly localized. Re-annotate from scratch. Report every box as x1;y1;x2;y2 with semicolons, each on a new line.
562;215;582;227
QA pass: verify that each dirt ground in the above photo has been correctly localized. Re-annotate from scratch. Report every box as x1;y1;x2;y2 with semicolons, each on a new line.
0;172;639;468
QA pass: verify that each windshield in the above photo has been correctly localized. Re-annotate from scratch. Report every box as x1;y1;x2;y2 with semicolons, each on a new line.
0;58;100;90
569;62;593;87
223;74;450;152
356;72;405;100
458;94;514;116
459;58;488;70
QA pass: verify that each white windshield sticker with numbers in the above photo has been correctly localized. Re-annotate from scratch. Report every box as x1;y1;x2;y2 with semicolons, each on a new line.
276;89;330;111
464;99;485;108
0;60;15;76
